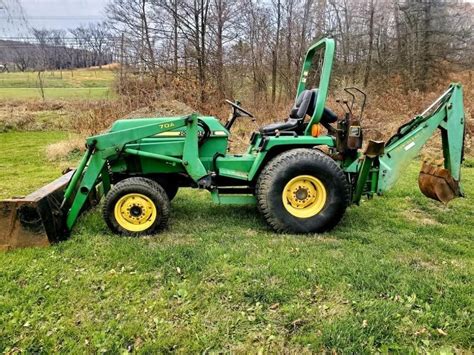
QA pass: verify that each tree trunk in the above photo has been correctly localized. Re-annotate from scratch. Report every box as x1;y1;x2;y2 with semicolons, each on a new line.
141;0;157;85
271;0;281;104
363;0;375;88
215;0;225;99
419;0;431;91
173;0;179;74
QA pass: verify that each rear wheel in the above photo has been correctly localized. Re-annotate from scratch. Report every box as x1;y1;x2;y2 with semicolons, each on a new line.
256;148;350;233
103;177;170;235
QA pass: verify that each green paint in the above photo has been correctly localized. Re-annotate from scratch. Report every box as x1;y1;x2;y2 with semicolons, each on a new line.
295;38;335;135
60;40;466;235
210;190;257;205
378;85;464;194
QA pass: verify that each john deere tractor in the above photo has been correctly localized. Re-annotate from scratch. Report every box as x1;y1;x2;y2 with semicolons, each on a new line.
0;38;466;249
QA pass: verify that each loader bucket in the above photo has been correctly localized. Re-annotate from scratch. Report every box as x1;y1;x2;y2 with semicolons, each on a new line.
418;162;461;204
0;170;74;251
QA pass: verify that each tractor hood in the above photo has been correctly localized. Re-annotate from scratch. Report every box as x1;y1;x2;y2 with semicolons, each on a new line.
110;116;229;138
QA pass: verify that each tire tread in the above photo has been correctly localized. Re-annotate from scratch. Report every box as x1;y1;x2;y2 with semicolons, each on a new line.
102;177;170;235
256;148;350;233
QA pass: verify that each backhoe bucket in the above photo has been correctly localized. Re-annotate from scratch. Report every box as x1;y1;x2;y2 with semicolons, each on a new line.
418;162;461;204
0;170;74;251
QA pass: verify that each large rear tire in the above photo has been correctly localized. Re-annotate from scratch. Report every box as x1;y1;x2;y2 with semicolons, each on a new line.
103;177;170;236
256;148;350;233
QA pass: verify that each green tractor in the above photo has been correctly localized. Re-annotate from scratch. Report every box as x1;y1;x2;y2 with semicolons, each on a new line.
0;38;466;249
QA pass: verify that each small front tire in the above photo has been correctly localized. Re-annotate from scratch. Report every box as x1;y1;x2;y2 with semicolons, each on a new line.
103;177;170;236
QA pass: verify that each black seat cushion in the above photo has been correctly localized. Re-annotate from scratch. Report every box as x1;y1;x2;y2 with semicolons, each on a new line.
259;89;338;135
321;107;338;124
289;90;315;119
310;89;337;124
260;90;315;135
259;118;300;134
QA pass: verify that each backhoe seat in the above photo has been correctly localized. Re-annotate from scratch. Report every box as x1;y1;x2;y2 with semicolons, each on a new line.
259;89;337;135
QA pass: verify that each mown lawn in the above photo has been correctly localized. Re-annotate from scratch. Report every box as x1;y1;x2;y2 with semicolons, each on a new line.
0;69;115;101
0;132;472;353
0;87;113;100
0;131;69;198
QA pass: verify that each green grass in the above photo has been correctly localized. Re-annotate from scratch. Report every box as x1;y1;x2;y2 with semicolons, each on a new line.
0;69;115;101
0;132;473;353
0;131;71;198
0;69;114;88
0;87;113;100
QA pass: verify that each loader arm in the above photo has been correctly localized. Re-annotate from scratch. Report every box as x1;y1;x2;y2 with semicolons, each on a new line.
64;113;208;231
351;84;465;205
0;113;210;249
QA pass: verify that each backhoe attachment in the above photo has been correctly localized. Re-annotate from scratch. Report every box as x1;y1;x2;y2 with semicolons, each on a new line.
378;84;465;203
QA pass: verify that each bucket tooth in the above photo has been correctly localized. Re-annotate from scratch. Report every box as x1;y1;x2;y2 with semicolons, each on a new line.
0;170;74;251
418;162;460;204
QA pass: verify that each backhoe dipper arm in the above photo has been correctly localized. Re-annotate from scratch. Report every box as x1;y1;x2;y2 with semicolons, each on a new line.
377;84;465;195
63;114;208;231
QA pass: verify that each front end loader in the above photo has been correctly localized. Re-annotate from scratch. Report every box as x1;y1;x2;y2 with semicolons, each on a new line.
0;38;467;250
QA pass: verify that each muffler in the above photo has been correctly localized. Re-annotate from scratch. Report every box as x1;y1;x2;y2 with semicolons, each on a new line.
418;162;461;204
0;170;74;251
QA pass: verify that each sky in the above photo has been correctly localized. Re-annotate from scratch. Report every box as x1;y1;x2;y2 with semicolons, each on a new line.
2;0;474;37
21;0;108;27
0;0;109;37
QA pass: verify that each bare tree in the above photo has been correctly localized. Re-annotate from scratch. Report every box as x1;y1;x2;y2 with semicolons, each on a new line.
103;0;473;107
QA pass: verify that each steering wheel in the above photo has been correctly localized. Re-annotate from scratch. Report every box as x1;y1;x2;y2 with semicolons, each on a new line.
197;119;211;146
225;99;254;118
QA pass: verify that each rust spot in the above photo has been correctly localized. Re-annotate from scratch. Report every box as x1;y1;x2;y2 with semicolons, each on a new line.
0;170;74;250
418;162;460;204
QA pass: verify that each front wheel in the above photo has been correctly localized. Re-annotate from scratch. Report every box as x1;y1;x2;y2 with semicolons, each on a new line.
151;176;179;201
103;177;170;236
256;148;350;233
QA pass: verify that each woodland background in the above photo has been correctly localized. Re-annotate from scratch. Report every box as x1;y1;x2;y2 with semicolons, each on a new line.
0;0;473;148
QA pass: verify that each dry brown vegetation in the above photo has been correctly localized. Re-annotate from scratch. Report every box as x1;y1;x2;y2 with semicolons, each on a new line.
1;66;472;160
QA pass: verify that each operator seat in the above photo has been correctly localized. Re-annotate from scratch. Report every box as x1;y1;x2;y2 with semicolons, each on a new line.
259;89;338;135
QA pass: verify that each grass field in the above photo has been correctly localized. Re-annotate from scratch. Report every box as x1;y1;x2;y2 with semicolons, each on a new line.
0;132;71;198
0;69;115;101
0;132;472;353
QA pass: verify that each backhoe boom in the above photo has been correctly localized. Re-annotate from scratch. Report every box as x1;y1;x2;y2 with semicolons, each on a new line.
378;84;464;197
348;83;465;205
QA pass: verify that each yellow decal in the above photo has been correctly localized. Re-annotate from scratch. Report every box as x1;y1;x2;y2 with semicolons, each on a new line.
159;122;175;129
155;132;182;137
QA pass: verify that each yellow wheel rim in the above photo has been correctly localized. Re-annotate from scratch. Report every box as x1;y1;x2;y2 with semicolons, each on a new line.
114;193;157;232
282;175;327;218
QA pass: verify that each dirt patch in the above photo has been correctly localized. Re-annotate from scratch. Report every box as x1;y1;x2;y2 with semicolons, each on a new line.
402;208;439;225
395;251;441;272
